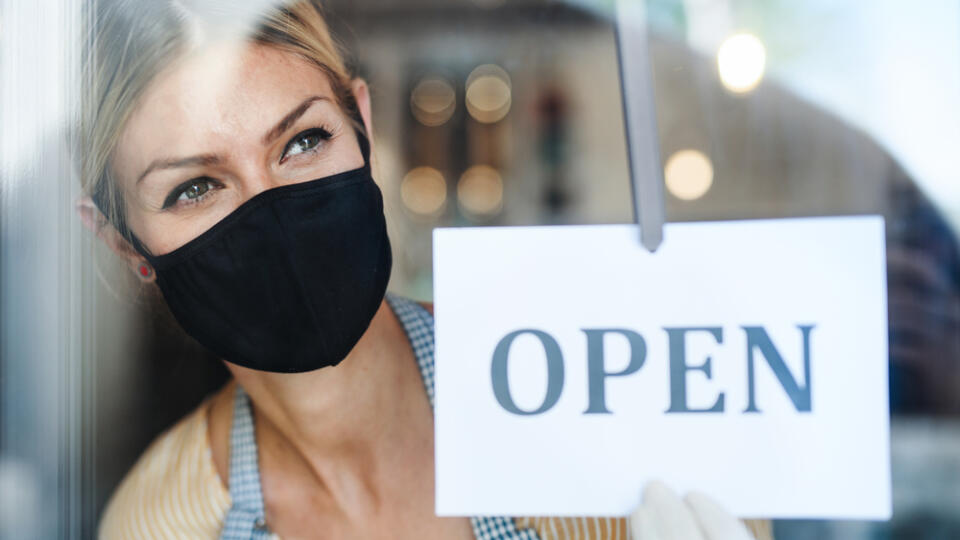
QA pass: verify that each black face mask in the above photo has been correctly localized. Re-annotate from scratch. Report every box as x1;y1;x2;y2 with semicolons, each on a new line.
98;133;392;373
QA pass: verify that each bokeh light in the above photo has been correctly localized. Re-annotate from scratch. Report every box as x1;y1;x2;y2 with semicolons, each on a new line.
465;64;512;124
717;33;767;94
457;165;504;217
410;76;456;127
664;149;714;201
401;167;447;217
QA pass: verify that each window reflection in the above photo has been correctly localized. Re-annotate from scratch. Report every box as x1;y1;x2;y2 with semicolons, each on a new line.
0;0;956;537
107;0;960;537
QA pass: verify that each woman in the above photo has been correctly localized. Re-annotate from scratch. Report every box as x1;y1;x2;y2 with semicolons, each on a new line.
77;0;772;538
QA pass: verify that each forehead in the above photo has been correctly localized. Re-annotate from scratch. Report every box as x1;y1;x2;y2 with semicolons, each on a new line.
113;43;338;181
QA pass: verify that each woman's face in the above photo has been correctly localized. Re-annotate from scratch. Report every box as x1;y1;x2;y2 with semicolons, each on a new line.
111;43;366;255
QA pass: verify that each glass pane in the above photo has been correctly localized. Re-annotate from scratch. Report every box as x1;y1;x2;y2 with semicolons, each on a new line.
0;0;956;537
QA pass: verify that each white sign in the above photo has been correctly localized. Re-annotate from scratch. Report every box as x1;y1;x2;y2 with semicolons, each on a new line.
432;217;890;520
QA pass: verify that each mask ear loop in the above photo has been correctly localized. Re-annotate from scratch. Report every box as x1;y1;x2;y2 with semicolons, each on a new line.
90;186;153;259
355;128;372;169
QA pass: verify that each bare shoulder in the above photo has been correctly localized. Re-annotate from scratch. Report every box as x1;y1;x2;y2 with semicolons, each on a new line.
98;391;231;539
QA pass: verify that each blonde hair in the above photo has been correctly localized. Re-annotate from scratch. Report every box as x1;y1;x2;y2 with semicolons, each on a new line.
78;0;362;240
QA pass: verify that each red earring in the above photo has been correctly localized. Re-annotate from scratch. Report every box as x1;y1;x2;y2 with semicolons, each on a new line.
138;263;152;278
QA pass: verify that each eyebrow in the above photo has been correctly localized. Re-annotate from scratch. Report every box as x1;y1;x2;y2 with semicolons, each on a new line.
136;154;222;185
136;95;332;185
261;95;330;146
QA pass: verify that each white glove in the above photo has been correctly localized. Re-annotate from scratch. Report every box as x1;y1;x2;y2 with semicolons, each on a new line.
629;481;755;540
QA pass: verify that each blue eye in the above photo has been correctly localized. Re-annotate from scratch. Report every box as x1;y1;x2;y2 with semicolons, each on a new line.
281;127;332;161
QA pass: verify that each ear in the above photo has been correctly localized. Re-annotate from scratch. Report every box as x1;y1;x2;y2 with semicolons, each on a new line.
76;196;156;283
350;78;375;155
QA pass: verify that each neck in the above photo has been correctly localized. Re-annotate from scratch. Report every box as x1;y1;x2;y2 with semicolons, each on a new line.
225;299;433;499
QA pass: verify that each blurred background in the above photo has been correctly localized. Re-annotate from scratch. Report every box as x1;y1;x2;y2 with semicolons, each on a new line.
1;0;958;537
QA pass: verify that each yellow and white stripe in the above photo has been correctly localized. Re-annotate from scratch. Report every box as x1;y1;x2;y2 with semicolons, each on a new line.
99;400;231;539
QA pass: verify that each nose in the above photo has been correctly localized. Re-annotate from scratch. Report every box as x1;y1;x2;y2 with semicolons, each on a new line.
238;166;291;201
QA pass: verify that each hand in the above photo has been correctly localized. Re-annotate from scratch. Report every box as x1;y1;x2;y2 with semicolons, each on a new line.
629;481;755;540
